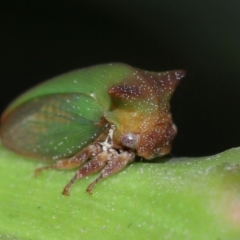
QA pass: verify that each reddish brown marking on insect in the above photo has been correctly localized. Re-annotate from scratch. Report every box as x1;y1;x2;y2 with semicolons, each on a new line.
141;69;186;94
141;69;186;110
1;110;11;126
108;82;148;100
138;121;177;159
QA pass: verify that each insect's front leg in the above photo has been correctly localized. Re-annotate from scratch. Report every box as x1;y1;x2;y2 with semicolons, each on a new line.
86;151;135;194
62;148;118;195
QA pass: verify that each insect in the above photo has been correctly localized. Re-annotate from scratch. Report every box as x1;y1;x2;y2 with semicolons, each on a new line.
0;63;185;195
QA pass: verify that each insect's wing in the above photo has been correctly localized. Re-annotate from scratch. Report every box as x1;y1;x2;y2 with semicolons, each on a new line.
1;93;106;160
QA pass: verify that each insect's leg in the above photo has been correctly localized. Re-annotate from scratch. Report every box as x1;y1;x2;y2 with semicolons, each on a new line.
86;151;135;194
62;149;117;196
35;143;102;176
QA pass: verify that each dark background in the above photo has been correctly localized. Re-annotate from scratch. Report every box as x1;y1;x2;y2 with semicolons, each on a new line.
1;0;240;157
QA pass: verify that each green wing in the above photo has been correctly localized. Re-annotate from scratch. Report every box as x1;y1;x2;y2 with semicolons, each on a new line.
1;93;106;160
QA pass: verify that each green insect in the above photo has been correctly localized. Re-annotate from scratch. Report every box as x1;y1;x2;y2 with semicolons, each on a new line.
0;63;185;194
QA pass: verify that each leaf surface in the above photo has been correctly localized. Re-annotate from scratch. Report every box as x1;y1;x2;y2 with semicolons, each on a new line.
0;145;240;239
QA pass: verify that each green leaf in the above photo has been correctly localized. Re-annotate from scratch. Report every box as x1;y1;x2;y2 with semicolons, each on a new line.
1;143;240;239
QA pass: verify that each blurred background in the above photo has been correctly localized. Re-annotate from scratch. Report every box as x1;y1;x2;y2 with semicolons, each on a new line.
1;0;240;157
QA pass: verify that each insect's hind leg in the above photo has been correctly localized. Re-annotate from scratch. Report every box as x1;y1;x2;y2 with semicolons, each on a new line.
34;143;102;176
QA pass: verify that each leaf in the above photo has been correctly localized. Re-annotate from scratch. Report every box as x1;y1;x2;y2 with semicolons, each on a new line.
0;143;240;240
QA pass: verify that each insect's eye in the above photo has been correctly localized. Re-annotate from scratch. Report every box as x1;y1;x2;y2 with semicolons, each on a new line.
121;133;139;149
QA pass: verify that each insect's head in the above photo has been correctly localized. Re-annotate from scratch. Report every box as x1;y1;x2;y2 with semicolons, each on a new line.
121;120;177;159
